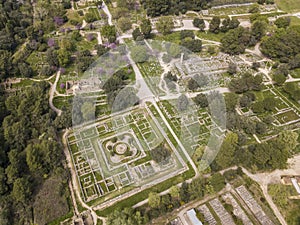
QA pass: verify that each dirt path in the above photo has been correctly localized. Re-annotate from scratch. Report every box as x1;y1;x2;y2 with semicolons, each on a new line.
49;71;62;116
241;155;300;225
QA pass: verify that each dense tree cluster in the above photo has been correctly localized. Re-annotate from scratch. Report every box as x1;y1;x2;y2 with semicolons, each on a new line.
261;27;300;63
107;172;226;225
0;82;70;224
229;72;263;93
141;0;212;17
213;130;298;171
283;82;300;101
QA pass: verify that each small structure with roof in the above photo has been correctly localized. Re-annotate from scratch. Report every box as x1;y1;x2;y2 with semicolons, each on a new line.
186;209;203;225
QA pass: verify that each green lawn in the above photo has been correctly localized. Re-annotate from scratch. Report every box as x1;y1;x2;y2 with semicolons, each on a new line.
275;0;300;12
290;16;300;26
195;31;225;42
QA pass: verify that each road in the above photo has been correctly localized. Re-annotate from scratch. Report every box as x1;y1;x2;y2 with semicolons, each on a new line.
49;71;62;116
241;155;300;225
102;1;112;26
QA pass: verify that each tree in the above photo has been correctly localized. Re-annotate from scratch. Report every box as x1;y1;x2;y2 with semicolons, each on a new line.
274;17;290;29
46;48;59;67
140;18;152;38
71;30;82;41
225;93;239;112
209;173;225;192
228;62;237;74
251;20;267;42
194;93;208;108
261;28;300;62
209;16;220;33
150;144;171;164
18;62;33;78
228;18;240;29
181;38;202;52
193;18;205;31
118;17;132;32
130;45;149;63
85;12;97;23
221;27;251;55
263;97;276;111
156;16;174;35
180;181;190;202
276;130;298;152
148;192;161;208
167;43;181;58
0;167;8;195
180;30;195;40
188;177;205;200
101;25;117;43
273;73;286;85
215;132;238;169
169;185;179;198
12;177;32;204
95;44;109;56
177;94;189;111
26;143;43;172
58;49;71;67
132;28;144;41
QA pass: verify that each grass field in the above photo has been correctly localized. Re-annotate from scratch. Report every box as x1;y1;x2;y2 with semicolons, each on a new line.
275;0;300;12
290;16;300;26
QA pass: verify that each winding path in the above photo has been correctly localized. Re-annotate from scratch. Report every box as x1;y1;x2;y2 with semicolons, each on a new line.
102;2;113;26
49;71;62;116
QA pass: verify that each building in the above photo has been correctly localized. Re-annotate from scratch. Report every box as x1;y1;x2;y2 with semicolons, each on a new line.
291;178;300;195
186;209;203;225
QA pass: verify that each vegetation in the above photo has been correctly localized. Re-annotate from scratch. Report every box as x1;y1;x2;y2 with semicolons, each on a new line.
0;83;71;224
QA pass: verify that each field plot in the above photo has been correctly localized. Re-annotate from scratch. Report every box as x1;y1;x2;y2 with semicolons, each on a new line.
196;185;276;225
157;99;223;161
137;60;165;96
67;107;187;203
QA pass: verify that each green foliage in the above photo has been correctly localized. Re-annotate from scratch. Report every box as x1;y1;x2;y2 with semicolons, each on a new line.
101;25;117;43
275;17;291;28
169;185;180;198
130;45;149;63
85;12;97;23
193;18;205;31
148;192;161;208
229;72;263;93
215;132;238;169
140;18;152;38
209;16;221;33
150;143;171;164
261;28;300;62
209;173;225;192
283;82;300;101
221;27;251;55
118;17;132;32
156;16;174;35
132;28;144;41
141;0;211;16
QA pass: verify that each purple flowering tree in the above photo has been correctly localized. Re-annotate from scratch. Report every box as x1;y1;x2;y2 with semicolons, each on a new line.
86;33;94;41
60;67;66;74
54;16;64;26
47;38;56;47
60;83;65;89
